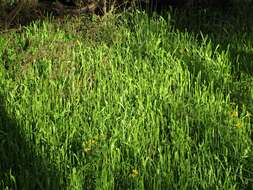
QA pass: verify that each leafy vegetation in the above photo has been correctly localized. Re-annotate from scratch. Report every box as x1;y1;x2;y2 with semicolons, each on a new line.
0;1;253;189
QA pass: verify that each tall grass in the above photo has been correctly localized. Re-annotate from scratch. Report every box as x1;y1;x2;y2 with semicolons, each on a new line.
0;9;252;189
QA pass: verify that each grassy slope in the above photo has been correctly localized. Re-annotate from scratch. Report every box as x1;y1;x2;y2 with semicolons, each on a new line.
0;5;253;190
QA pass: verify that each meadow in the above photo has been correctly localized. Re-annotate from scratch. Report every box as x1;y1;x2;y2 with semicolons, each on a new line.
0;2;253;189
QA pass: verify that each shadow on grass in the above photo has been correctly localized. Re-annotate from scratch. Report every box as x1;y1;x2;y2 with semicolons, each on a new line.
170;1;253;75
0;94;62;189
232;50;253;76
166;1;253;111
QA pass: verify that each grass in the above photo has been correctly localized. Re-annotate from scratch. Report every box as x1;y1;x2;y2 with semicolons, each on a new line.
0;3;253;189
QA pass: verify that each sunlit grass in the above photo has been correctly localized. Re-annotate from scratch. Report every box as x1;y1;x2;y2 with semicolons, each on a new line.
0;8;252;189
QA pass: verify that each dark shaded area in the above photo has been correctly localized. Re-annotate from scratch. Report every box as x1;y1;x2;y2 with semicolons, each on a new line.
170;1;253;73
0;0;83;29
0;0;236;31
167;1;253;108
0;94;62;189
232;50;253;76
0;0;234;30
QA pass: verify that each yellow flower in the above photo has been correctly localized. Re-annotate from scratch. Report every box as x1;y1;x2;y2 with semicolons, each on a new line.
84;146;92;153
235;121;243;129
83;139;97;153
230;111;238;118
90;139;97;144
130;169;139;177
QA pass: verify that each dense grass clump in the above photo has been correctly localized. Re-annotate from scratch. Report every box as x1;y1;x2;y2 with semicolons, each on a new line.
0;7;253;190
